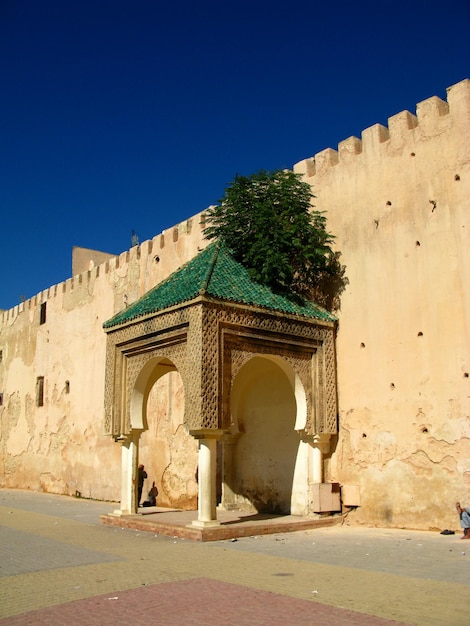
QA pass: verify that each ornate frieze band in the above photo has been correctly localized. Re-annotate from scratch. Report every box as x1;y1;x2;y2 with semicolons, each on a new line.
104;299;337;437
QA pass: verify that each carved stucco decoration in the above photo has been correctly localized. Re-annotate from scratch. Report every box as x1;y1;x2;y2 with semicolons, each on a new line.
104;298;337;438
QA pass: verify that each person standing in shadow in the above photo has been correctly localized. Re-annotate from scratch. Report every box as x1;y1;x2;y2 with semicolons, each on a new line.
137;464;147;507
143;481;159;507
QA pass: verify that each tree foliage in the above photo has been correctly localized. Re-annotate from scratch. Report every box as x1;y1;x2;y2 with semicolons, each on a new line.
203;169;347;311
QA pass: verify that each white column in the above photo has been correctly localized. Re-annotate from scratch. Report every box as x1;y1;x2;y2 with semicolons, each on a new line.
291;437;309;516
220;432;241;511
192;434;221;528
312;444;323;483
310;434;330;484
113;433;139;516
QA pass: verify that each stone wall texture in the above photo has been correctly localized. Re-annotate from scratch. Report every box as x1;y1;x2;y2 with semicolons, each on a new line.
0;79;468;530
294;78;470;531
0;217;207;502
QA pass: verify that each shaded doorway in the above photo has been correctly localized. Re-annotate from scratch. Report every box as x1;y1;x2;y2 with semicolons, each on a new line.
138;365;198;510
230;356;299;514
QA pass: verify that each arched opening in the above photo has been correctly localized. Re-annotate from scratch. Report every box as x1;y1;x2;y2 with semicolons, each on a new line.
227;355;304;514
132;358;198;510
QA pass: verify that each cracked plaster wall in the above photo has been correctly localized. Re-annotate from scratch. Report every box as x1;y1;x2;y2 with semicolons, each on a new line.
294;79;470;530
0;80;468;530
0;218;205;502
139;372;198;509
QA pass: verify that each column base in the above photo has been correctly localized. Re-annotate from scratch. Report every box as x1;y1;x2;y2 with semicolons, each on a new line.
190;519;221;529
112;509;134;516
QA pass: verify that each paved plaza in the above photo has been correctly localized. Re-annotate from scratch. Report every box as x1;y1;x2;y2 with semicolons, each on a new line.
0;489;469;625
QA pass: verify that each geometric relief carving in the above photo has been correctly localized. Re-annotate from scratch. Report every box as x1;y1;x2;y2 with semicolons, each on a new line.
104;306;194;437
225;341;314;432
197;306;220;430
104;298;337;439
124;341;187;433
323;330;338;433
103;345;115;435
184;306;206;431
211;302;338;436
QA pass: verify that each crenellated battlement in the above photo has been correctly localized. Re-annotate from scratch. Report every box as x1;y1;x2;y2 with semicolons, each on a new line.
294;79;469;179
0;211;207;326
1;78;468;527
2;79;468;328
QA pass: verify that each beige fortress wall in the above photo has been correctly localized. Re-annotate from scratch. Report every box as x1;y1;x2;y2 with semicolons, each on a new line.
294;79;470;530
72;246;115;276
0;215;207;501
0;80;468;530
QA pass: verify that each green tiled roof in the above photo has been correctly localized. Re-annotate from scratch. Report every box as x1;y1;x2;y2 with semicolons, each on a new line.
103;242;337;329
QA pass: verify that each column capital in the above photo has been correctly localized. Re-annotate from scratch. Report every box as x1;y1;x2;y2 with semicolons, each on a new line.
300;432;331;451
189;429;224;440
114;434;132;445
222;430;242;445
114;431;140;446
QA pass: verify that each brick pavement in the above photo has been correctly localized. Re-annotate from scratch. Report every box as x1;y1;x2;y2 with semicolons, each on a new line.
1;489;469;625
0;578;408;626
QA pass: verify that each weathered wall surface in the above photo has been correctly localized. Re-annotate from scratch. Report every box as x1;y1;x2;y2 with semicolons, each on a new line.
294;78;470;530
139;371;199;510
72;246;115;277
0;80;468;530
229;357;299;514
0;216;207;501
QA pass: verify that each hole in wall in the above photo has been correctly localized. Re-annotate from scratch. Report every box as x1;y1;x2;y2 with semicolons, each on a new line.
464;372;469;378
154;255;160;263
360;342;366;348
410;152;415;157
390;383;395;390
455;174;460;181
421;427;428;433
362;433;367;438
417;331;423;337
40;302;47;325
386;201;392;206
416;241;421;247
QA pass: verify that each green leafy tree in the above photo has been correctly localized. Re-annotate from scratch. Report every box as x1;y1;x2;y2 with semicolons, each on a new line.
203;169;347;310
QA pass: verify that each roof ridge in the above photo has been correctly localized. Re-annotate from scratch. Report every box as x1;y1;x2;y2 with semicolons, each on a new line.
103;241;337;330
200;241;221;294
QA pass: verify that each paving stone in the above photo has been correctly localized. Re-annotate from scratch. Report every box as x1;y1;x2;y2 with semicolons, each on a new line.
0;578;409;626
0;526;121;576
0;489;469;626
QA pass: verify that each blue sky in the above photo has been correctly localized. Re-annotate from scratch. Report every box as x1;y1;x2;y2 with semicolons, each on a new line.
1;0;469;310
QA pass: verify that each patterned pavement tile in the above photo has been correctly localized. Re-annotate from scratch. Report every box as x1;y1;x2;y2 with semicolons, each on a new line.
0;577;409;626
0;526;121;577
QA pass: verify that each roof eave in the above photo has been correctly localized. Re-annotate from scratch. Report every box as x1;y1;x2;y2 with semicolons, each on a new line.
103;294;206;333
104;291;336;334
